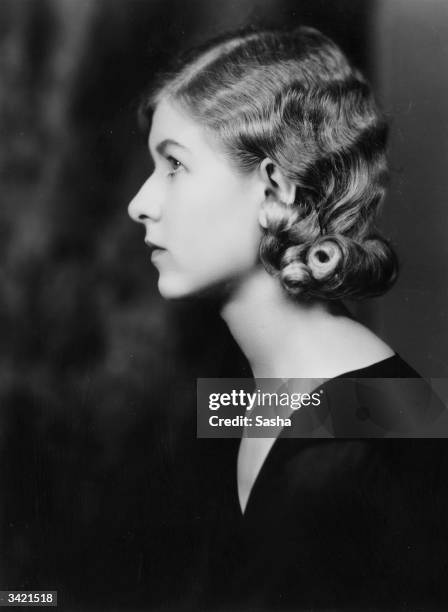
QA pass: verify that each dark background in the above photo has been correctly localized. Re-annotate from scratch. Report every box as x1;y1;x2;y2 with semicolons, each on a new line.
1;0;447;610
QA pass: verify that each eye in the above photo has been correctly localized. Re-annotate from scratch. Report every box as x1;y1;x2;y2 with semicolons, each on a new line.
166;155;183;177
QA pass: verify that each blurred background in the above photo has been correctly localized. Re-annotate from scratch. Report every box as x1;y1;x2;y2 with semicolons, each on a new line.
1;0;447;609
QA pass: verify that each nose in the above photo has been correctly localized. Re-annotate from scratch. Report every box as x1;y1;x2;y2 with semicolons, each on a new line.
127;175;162;224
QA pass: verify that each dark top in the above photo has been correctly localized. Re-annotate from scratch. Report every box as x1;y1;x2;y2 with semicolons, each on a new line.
199;355;448;611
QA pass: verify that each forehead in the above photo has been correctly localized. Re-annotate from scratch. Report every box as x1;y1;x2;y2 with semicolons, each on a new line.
149;98;222;158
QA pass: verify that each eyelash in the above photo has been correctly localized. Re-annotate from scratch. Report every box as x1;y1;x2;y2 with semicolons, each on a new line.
166;155;183;177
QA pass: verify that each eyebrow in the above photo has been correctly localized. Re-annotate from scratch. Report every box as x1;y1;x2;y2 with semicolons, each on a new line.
152;138;190;157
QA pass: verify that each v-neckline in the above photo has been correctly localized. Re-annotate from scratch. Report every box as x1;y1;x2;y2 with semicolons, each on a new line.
236;353;399;517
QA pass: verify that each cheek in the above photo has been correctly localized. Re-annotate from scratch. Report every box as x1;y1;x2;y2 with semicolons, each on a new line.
171;179;261;275
164;180;261;282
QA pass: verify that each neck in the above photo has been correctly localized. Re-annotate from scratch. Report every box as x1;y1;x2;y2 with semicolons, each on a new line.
221;267;394;379
221;267;345;379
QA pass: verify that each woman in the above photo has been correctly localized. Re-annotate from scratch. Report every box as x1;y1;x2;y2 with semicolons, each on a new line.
128;26;448;610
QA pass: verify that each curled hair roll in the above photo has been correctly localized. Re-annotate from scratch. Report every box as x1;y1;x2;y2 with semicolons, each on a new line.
273;233;398;300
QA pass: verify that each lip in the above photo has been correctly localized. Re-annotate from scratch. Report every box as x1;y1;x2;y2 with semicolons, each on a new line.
145;239;167;261
150;247;166;261
145;239;166;250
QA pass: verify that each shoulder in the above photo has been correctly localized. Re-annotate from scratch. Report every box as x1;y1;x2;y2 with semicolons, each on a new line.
310;314;396;378
326;354;447;436
282;354;446;437
340;353;420;378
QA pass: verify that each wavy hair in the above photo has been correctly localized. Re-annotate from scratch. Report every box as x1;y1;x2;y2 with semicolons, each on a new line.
142;26;398;300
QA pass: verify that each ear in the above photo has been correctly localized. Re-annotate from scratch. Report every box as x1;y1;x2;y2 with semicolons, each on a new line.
258;158;296;228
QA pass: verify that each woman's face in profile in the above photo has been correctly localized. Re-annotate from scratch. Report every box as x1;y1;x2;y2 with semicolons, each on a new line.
128;99;264;299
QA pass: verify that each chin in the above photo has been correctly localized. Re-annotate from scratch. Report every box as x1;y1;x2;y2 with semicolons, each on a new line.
157;275;201;300
157;280;186;300
157;274;231;302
